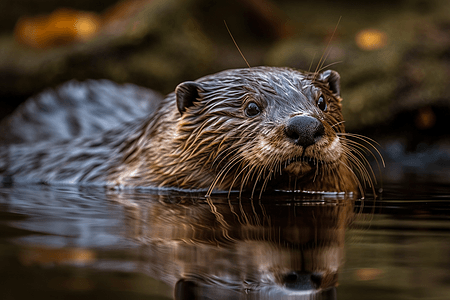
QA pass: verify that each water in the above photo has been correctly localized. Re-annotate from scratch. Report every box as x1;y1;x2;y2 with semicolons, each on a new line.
1;176;450;300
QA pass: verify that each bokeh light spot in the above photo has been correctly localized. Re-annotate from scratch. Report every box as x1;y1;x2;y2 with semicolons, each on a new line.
355;29;388;51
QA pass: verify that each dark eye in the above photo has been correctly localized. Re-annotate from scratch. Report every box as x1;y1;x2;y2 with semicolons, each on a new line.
317;95;327;111
245;102;261;117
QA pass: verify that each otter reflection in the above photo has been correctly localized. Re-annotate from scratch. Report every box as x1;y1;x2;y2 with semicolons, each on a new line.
112;191;355;299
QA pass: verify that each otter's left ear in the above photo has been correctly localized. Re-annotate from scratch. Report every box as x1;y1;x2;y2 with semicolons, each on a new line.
175;81;204;116
319;70;341;97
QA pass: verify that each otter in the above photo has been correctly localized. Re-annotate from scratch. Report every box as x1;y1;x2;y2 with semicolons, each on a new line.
0;67;371;195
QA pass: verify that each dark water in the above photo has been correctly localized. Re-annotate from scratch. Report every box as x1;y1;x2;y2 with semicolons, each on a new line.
1;175;450;300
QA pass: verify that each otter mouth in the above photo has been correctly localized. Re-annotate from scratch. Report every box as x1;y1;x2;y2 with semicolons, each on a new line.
282;156;322;168
281;156;334;176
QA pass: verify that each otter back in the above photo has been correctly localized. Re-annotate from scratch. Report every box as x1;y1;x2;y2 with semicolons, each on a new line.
0;80;163;144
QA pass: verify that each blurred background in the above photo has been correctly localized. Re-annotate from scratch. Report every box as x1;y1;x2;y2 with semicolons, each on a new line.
0;0;450;181
1;2;450;299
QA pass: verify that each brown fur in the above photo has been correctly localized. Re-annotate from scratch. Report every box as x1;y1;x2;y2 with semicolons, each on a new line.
0;67;374;195
108;67;365;194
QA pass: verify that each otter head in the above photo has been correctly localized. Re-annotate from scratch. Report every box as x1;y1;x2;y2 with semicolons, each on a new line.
172;67;358;194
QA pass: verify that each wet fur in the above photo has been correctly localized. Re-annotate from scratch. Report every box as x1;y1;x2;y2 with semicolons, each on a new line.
0;67;375;195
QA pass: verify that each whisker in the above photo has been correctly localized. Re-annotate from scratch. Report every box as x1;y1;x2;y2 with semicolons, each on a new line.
224;20;251;68
228;162;251;197
308;52;317;73
314;16;342;78
331;120;346;128
239;164;257;198
339;160;365;197
341;137;382;173
208;155;243;196
338;132;385;173
317;60;343;74
345;149;374;186
342;145;378;197
251;166;264;199
339;132;384;153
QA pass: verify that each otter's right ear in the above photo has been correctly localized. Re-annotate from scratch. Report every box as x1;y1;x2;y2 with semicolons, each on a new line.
175;81;204;115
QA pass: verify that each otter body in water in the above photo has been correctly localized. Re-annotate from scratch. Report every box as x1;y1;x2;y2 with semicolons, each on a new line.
0;67;365;194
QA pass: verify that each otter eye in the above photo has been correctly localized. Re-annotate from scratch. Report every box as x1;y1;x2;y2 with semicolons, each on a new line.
317;95;327;111
245;102;261;117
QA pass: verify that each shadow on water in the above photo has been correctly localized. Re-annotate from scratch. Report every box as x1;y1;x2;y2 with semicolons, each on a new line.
0;185;356;300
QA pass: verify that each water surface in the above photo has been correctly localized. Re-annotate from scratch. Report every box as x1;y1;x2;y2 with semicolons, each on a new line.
0;178;449;300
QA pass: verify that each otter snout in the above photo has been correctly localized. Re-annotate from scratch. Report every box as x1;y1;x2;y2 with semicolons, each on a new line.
285;115;325;147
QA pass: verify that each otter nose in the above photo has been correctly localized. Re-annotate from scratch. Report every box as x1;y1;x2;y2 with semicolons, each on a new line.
283;271;323;290
285;115;325;147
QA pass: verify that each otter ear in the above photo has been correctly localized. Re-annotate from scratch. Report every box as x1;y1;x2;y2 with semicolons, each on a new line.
175;81;204;115
319;70;341;97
